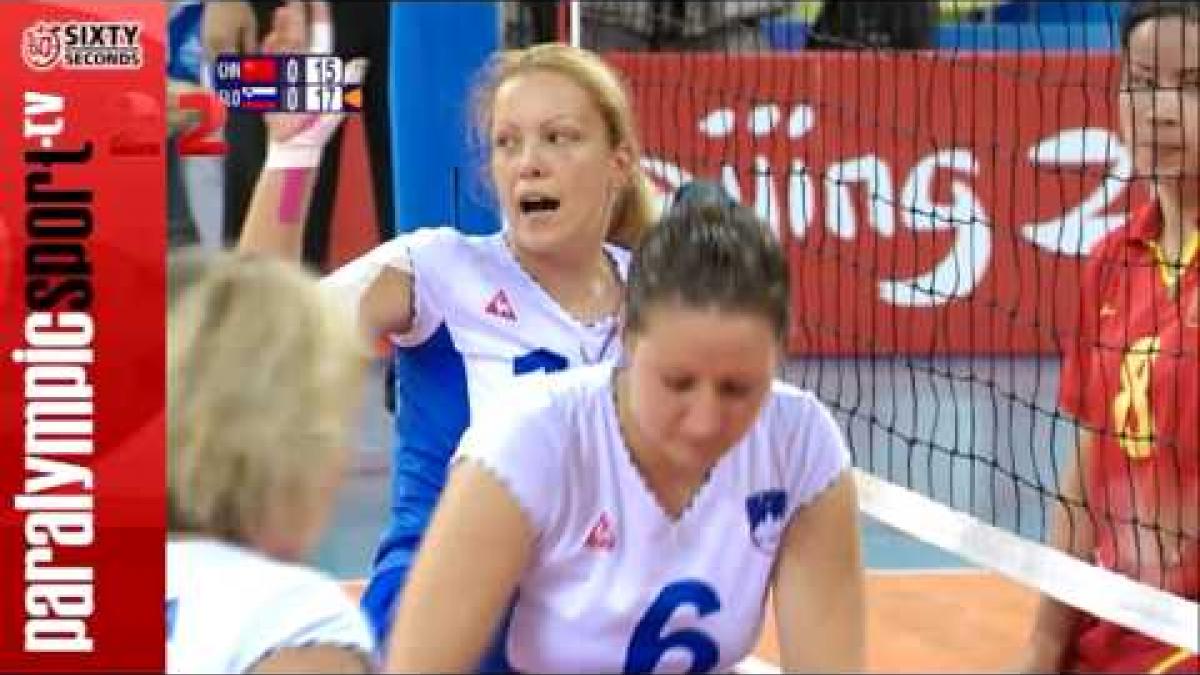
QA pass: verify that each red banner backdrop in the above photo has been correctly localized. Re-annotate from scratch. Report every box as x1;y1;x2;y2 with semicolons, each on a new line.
609;52;1146;355
0;2;164;671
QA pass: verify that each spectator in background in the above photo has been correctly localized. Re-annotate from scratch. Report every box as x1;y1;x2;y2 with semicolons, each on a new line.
507;1;789;50
167;0;207;249
504;1;558;48
202;0;394;272
167;90;202;250
805;0;938;50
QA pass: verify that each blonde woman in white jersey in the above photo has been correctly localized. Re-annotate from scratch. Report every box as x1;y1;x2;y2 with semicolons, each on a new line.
388;198;866;673
235;1;658;649
166;249;373;673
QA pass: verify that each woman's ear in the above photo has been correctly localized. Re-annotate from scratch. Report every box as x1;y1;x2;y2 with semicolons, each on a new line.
610;142;634;186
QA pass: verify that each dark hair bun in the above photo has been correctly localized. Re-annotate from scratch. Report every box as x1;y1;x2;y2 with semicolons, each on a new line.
670;181;736;213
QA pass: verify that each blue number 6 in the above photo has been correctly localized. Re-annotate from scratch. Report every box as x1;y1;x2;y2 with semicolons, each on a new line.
513;348;569;375
624;580;721;673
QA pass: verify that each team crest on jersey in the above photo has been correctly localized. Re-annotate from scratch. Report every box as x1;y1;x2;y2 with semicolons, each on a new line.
485;289;517;321
584;512;616;552
746;489;787;552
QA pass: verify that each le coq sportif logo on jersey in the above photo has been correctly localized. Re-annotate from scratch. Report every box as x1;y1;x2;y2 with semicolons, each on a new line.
584;512;616;552
485;289;517;322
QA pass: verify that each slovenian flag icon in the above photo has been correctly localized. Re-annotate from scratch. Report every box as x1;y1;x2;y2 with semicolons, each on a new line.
241;85;279;110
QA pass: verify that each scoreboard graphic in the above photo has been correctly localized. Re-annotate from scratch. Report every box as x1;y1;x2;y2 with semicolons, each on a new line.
213;54;363;113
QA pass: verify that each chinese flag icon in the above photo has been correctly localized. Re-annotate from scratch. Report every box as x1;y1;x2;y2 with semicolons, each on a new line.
240;56;278;83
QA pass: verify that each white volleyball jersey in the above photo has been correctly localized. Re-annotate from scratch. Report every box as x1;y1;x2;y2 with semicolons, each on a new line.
321;228;631;578
166;539;375;674
323;226;629;378
454;364;851;674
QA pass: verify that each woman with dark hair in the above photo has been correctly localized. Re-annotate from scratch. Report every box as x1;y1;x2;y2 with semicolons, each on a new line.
386;199;865;673
1024;2;1198;672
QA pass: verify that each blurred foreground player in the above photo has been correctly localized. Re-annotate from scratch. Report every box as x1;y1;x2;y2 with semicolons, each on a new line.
166;249;374;673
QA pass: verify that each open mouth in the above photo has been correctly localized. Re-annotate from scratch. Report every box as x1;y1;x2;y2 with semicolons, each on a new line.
518;194;561;216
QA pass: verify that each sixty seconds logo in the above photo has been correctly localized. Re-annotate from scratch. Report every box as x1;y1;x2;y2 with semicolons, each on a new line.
22;21;143;71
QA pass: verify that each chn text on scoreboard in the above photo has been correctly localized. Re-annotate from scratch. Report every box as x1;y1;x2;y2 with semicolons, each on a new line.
213;54;364;113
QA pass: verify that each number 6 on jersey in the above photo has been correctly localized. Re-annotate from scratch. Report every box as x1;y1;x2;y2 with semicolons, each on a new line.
624;581;721;673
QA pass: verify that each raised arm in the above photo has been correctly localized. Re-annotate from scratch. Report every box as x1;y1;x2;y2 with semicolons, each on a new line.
237;141;324;259
227;2;415;341
234;1;346;261
386;460;535;672
773;470;866;673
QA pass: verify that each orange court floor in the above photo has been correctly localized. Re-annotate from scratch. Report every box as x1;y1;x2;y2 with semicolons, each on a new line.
341;569;1037;673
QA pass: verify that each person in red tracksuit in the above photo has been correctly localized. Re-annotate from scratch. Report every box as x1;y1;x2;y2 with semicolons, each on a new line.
1024;2;1199;673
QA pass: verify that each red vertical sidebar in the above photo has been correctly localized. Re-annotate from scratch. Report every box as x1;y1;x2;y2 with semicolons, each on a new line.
0;2;165;672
